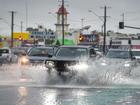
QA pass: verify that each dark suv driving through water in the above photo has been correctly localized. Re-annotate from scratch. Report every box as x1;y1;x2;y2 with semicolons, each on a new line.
45;45;100;75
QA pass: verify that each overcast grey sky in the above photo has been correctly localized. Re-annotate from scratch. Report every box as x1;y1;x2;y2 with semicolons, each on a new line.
0;0;140;35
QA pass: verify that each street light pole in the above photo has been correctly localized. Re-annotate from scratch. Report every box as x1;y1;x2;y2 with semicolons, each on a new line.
62;0;65;45
103;6;107;54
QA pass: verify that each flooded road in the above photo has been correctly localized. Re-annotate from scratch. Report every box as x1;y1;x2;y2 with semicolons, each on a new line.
1;86;140;105
0;63;140;105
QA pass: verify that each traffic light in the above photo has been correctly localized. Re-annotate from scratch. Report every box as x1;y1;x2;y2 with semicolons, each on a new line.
18;35;23;41
79;35;84;42
119;22;124;29
128;39;131;45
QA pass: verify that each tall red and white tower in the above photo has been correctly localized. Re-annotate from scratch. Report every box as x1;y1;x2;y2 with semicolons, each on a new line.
55;5;69;40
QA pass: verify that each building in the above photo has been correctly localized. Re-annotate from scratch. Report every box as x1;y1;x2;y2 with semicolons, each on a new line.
26;26;56;46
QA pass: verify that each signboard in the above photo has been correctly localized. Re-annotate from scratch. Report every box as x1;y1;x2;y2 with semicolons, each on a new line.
30;31;46;38
13;32;30;40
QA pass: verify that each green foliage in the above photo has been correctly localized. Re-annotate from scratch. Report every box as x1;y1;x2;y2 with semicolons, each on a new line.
45;39;55;45
56;40;61;46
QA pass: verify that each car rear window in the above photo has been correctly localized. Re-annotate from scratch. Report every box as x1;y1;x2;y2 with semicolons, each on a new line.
28;47;53;56
56;47;88;57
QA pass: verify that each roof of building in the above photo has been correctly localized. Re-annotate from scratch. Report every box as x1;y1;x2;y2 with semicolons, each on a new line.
57;6;69;15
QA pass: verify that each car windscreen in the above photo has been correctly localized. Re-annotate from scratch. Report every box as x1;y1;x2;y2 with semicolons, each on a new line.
106;50;130;59
28;47;53;56
132;51;140;56
55;47;88;57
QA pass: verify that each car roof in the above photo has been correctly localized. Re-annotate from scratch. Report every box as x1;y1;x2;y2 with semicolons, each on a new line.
0;47;10;50
108;48;130;51
131;49;140;51
59;45;92;48
30;46;54;49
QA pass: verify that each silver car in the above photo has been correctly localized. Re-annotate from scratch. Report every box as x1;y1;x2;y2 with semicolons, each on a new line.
19;46;57;65
98;48;137;75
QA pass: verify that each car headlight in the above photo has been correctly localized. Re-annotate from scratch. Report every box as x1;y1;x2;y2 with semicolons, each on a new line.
100;59;107;66
100;62;107;66
45;61;55;68
20;56;29;64
68;62;89;72
124;61;131;67
124;63;130;67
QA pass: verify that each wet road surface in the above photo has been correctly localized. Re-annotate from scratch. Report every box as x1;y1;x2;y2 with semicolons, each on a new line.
1;86;140;105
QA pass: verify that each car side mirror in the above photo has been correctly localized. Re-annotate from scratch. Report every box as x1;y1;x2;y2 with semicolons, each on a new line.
48;54;53;58
47;52;53;58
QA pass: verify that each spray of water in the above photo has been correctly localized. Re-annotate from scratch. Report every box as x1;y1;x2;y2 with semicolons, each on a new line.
0;58;140;87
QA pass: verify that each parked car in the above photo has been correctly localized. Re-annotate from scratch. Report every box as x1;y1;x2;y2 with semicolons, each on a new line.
18;46;57;65
98;48;137;75
44;45;100;75
131;49;140;63
0;47;17;65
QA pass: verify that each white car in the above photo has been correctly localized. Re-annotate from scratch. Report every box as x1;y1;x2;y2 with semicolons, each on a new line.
0;47;17;65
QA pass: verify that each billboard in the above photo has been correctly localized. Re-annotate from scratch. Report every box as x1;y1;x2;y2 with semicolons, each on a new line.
13;32;30;40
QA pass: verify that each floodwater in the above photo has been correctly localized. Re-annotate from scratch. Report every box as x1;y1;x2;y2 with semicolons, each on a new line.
0;61;140;105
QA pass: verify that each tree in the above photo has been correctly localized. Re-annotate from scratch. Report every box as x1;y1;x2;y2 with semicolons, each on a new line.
45;39;55;45
56;40;60;46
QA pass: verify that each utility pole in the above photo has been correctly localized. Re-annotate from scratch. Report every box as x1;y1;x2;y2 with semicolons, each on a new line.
101;6;110;54
25;0;28;30
122;13;124;22
103;6;107;54
62;0;65;45
9;11;16;48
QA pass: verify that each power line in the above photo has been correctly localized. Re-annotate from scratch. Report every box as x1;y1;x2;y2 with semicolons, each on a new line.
0;18;11;27
88;10;104;22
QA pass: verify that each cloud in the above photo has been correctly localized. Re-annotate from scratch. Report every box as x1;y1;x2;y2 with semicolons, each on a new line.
0;0;140;35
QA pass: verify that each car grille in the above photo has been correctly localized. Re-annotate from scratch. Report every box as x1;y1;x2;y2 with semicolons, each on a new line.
55;61;77;71
30;59;45;63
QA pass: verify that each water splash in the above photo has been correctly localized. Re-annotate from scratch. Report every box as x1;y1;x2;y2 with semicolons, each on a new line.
0;60;140;87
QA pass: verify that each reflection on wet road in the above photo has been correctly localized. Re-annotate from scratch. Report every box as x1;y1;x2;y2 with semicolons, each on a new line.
1;86;140;105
